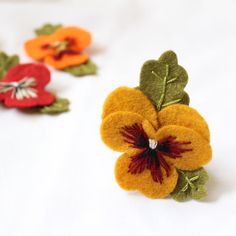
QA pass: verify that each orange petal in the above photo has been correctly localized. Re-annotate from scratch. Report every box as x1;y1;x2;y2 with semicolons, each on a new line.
102;87;159;129
44;53;89;69
158;104;210;141
53;27;91;51
25;35;54;60
101;111;147;152
155;125;212;170
115;150;178;199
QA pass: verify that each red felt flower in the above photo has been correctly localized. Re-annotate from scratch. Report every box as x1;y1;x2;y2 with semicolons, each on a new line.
0;63;55;108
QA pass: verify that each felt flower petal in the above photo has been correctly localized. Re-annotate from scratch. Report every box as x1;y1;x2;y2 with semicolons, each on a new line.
115;151;178;198
158;104;210;141
102;87;159;129
3;90;54;108
44;53;89;69
4;63;50;88
25;35;54;60
155;125;212;170
53;27;91;51
101;111;147;152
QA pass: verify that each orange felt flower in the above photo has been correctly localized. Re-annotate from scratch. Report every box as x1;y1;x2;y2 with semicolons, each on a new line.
25;27;91;69
100;87;212;199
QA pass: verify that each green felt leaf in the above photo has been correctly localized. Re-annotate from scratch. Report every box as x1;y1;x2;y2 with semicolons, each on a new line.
35;23;62;36
190;185;208;200
40;97;70;114
0;52;19;79
171;168;209;202
139;50;188;111
64;60;97;76
179;91;190;105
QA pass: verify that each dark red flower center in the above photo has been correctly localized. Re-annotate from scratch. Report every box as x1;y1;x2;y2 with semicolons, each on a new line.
120;123;192;183
41;37;79;60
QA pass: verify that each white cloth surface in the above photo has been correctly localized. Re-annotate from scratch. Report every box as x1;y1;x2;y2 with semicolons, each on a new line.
0;0;235;235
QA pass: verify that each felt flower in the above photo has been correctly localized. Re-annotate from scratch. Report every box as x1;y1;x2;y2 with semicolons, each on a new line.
25;27;91;69
0;63;54;108
100;87;212;199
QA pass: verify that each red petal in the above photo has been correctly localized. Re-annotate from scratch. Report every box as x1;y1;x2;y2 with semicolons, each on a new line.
3;63;51;88
3;91;54;108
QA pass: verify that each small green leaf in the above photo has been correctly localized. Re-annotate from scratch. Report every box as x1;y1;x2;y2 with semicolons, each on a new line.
64;60;97;76
171;168;209;202
35;23;62;36
40;97;70;114
0;52;20;79
139;50;188;111
190;185;208;200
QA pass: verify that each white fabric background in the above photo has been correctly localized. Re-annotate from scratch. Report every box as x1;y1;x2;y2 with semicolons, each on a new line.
0;0;235;235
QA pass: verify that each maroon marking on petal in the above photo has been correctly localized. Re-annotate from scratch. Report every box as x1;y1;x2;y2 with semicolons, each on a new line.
41;37;79;60
53;49;79;60
41;44;51;49
64;37;76;47
120;123;193;183
120;123;149;149
157;136;193;159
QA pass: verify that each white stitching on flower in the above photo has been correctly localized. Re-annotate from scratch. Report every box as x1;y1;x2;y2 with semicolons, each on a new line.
0;77;38;100
148;139;158;150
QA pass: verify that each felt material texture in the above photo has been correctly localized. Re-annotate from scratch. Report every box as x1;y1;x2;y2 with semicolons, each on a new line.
139;51;188;111
171;168;209;201
101;84;212;199
158;104;210;141
0;63;54;108
40;97;70;114
25;26;91;69
45;53;89;70
101;111;145;152
179;91;190;105
35;23;62;36
115;151;178;199
0;52;19;79
155;125;212;170
64;60;97;76
102;87;159;128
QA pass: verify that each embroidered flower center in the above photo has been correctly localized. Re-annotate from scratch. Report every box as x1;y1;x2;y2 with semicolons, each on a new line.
120;123;192;183
0;77;37;100
41;37;78;60
149;139;158;149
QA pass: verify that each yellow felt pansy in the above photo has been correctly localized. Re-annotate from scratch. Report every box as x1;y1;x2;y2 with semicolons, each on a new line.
100;51;212;200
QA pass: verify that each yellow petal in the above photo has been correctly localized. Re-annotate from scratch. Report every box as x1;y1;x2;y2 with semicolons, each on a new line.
155;125;212;170
101;111;147;152
158;104;210;141
115;150;178;199
102;87;158;129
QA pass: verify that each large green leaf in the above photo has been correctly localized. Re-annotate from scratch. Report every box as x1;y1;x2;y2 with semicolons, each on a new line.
0;52;19;79
139;51;188;110
171;168;209;202
64;60;97;77
35;23;62;36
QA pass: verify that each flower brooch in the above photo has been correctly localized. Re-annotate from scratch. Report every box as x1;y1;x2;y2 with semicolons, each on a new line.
0;52;69;114
25;23;97;76
101;51;212;201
